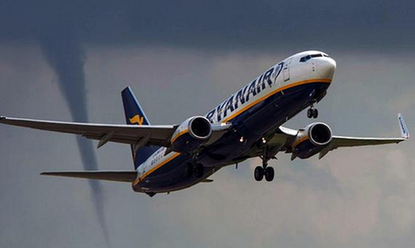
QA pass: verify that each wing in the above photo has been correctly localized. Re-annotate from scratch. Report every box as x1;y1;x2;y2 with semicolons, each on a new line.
319;114;409;158
41;171;137;182
244;114;409;160
0;116;232;149
329;136;405;148
318;135;405;159
0;116;175;147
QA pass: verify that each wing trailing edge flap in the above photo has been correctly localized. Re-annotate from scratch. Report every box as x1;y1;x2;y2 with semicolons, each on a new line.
41;171;138;182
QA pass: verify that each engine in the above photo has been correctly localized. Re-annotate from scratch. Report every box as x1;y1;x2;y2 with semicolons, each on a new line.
169;116;213;153
292;122;332;159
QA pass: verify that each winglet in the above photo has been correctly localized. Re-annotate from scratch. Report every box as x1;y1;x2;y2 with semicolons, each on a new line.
398;114;410;139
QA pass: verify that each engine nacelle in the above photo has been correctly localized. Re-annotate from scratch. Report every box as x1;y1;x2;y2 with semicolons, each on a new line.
169;116;212;153
292;122;332;159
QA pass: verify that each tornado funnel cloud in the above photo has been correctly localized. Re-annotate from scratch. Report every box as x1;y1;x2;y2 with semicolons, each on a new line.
39;36;110;246
76;137;111;246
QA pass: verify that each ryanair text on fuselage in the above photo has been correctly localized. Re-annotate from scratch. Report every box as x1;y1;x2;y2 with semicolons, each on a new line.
206;62;284;123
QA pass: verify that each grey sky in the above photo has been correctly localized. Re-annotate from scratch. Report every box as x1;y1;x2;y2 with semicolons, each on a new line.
0;1;415;248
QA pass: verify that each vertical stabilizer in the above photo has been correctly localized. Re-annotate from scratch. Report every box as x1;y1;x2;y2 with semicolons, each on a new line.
121;87;159;169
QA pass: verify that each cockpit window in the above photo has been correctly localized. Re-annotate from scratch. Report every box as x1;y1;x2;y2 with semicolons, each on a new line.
311;54;323;58
300;53;328;62
300;55;311;62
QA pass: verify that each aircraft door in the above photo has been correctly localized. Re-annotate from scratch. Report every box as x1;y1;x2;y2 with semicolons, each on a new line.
283;58;292;82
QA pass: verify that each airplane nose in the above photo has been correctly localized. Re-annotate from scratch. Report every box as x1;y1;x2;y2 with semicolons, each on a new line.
317;58;336;79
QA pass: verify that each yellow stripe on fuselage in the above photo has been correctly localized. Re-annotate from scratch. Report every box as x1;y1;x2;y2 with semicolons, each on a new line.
132;152;181;186
221;79;332;123
132;130;188;187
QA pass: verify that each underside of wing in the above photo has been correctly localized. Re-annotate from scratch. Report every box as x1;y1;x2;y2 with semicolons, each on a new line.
0;116;175;147
41;171;138;182
318;136;406;159
330;136;405;148
236;126;294;159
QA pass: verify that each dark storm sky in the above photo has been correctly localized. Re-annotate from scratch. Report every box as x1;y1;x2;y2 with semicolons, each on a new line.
0;1;414;248
1;0;414;52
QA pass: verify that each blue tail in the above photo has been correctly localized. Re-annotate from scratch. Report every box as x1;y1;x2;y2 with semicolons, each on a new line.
121;87;159;170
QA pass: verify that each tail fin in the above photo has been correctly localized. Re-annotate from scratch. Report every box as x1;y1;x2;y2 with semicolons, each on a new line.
121;87;159;169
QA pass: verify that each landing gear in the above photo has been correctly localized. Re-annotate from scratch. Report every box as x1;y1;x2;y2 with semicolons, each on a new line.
254;148;276;182
307;90;319;119
265;167;275;182
254;166;275;182
307;107;318;119
254;166;264;181
185;152;204;179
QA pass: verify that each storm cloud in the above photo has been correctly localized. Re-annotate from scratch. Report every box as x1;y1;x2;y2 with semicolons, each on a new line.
0;1;414;248
0;0;414;52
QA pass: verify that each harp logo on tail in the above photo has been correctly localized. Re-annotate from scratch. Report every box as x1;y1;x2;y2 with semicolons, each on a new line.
129;115;144;125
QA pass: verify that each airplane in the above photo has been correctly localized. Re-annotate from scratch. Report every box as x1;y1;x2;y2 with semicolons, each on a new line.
0;50;410;197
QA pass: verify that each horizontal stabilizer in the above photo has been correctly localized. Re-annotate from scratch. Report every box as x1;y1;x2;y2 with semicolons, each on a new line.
41;170;137;183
